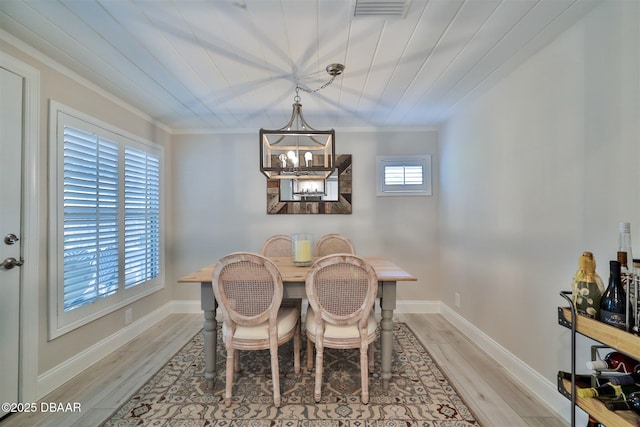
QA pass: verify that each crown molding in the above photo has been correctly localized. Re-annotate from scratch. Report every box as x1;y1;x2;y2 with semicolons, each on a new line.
0;29;173;135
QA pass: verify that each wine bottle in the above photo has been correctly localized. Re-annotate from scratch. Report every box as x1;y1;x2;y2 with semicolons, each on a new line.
619;222;634;274
619;223;635;330
600;260;627;330
572;252;604;319
577;382;622;398
630;258;640;335
605;391;640;415
607;371;640;386
577;381;640;398
628;391;640;415
619;251;635;331
586;351;640;373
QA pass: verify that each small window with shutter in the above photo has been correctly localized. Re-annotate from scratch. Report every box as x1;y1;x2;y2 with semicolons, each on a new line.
376;155;432;196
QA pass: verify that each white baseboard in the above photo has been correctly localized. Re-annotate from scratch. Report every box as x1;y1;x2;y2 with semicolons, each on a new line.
170;299;203;314
439;303;570;423
36;302;174;399
395;300;441;313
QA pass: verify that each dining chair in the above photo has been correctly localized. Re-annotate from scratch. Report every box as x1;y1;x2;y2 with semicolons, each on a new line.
212;252;301;407
261;235;301;311
261;234;292;257
305;254;378;404
314;233;355;256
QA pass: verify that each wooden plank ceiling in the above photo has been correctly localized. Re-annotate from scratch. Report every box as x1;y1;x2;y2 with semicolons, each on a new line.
0;0;600;132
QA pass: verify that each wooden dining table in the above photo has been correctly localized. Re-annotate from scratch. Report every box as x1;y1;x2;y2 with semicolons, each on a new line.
178;255;417;390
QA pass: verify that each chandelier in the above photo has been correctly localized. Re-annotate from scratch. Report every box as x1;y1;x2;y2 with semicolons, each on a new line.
260;63;344;180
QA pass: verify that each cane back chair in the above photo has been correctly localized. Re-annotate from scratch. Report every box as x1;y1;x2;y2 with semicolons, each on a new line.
314;233;355;257
305;254;378;404
261;234;292;258
212;252;301;407
261;235;301;310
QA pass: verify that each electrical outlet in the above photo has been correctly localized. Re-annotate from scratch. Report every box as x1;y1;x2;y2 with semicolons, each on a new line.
125;308;132;325
454;292;461;308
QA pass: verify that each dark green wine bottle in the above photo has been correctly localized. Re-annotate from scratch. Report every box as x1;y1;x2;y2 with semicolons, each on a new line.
600;260;627;330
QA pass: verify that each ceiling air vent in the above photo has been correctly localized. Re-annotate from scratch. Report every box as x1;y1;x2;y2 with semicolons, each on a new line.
352;0;411;18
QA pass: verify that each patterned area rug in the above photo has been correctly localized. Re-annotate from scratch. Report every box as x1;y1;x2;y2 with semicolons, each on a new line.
102;323;480;426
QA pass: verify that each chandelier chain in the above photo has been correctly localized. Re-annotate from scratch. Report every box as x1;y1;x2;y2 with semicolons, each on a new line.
295;74;337;96
293;63;343;102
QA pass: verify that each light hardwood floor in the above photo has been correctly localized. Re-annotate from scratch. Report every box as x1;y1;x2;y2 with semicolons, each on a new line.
0;313;566;427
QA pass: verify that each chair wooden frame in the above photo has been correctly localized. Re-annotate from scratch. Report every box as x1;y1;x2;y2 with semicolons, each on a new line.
212;252;301;407
314;233;355;257
305;254;378;404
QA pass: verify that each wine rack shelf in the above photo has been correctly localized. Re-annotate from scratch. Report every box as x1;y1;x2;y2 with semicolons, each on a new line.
557;375;639;426
558;307;640;360
558;305;640;426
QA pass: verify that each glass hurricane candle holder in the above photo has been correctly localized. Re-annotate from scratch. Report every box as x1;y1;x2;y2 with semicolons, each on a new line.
291;233;313;267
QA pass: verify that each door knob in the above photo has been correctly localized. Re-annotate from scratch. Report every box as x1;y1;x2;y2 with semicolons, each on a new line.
1;257;23;270
4;234;19;245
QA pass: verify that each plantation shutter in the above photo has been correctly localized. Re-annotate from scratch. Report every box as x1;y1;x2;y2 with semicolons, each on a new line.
383;165;424;186
63;126;119;311
124;148;160;288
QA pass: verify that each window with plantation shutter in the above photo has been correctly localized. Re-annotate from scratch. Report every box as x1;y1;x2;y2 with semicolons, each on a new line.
376;155;432;196
49;102;164;339
124;148;160;288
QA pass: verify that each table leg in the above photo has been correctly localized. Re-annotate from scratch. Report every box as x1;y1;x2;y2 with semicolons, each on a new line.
201;282;217;388
380;280;397;389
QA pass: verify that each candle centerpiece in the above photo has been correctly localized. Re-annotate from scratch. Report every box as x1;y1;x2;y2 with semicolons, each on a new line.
291;233;313;267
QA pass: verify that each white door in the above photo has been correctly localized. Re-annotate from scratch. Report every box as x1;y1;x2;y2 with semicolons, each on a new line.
0;66;24;417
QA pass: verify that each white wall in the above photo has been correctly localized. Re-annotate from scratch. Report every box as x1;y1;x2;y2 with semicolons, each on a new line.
440;0;639;408
169;130;440;304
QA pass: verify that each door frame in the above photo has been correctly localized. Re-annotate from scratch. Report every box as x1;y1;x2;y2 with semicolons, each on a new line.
1;51;41;403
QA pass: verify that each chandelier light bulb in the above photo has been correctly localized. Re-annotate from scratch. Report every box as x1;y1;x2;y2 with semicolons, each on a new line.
287;151;299;167
304;151;313;167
